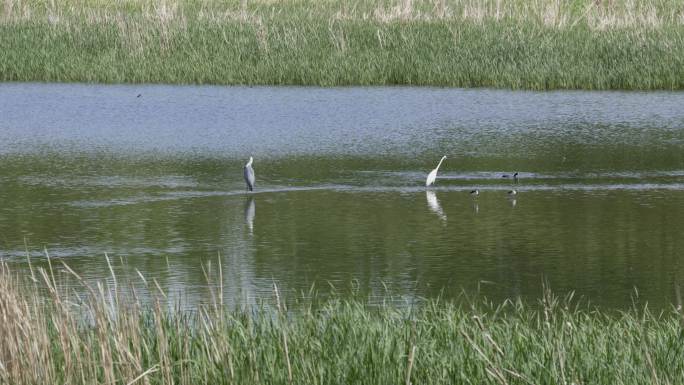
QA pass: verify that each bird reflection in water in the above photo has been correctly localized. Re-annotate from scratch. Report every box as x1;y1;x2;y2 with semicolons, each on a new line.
244;196;255;235
426;190;447;222
508;189;518;208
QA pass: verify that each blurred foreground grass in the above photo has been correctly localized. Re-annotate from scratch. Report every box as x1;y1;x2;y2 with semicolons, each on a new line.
2;258;684;384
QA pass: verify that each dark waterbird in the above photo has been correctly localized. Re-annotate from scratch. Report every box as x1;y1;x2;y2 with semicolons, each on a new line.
502;172;519;182
244;157;255;191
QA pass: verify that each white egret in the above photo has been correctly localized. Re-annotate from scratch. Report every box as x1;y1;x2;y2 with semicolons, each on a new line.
244;157;255;191
425;155;447;187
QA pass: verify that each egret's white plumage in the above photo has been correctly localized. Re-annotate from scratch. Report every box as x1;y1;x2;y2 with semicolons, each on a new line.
425;156;447;187
244;157;255;191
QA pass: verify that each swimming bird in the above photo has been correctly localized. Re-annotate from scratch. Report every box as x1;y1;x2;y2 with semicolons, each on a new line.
425;155;447;187
508;189;517;196
244;157;255;191
470;189;479;196
502;172;519;181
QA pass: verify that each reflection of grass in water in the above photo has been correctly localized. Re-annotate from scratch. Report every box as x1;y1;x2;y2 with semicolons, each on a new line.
0;0;683;89
2;259;684;384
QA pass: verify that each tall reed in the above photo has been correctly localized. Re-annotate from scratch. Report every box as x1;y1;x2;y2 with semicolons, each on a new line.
0;0;683;89
2;259;684;385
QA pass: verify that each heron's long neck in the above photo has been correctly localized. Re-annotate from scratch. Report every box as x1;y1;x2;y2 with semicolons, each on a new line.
246;159;253;167
436;157;446;170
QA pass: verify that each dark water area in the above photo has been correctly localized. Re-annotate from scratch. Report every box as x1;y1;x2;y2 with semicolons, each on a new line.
2;83;684;309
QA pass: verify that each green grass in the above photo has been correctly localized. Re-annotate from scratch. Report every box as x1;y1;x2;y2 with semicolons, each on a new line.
1;0;683;89
3;259;684;384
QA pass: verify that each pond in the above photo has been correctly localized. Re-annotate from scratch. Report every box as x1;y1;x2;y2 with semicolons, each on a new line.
1;83;684;309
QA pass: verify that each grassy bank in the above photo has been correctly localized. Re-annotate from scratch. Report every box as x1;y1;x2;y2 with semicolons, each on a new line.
1;0;683;89
2;261;684;384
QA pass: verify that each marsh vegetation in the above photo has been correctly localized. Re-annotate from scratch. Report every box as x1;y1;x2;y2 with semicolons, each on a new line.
1;0;683;88
3;260;684;385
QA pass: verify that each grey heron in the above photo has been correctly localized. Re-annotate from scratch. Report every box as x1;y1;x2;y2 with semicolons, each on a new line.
425;155;447;187
244;157;255;191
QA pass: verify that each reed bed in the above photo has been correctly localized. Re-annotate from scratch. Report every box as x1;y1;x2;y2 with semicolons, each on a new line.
2;259;684;385
0;0;683;89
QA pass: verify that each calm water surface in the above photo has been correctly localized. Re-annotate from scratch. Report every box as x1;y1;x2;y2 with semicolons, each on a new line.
1;83;684;309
